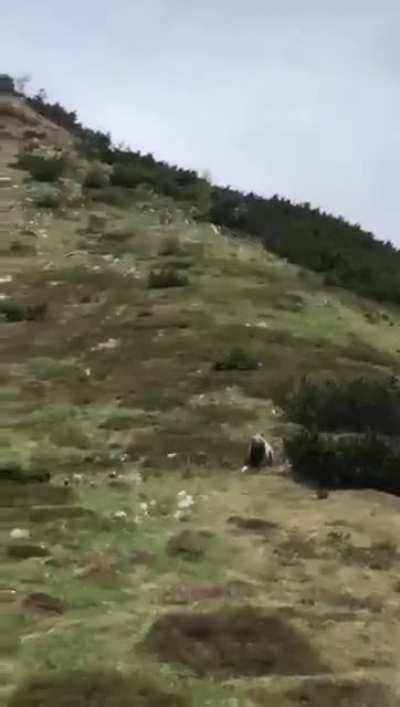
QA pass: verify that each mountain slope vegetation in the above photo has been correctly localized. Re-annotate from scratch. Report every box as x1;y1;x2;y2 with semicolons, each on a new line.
1;84;400;706
28;88;400;305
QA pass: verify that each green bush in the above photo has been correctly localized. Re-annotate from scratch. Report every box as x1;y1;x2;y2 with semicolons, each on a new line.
111;163;155;189
214;347;260;371
282;375;400;436
8;668;187;707
0;301;26;322
148;268;189;289
285;428;400;495
33;186;61;209
17;154;65;182
0;300;47;323
84;163;109;189
89;187;132;207
159;236;182;256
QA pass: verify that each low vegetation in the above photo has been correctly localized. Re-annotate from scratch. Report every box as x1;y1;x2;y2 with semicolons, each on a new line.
16;153;65;182
282;375;400;436
8;669;187;707
0;300;47;322
28;86;400;305
286;428;400;494
148;268;189;288
214;346;260;371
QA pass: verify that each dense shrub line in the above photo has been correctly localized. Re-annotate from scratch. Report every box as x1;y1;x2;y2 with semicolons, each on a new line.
283;375;400;436
283;375;400;494
286;428;400;495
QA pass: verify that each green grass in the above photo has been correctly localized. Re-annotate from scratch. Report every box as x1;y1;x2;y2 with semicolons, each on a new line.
2;178;400;704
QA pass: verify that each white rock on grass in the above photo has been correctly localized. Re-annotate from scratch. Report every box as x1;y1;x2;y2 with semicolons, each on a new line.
113;510;128;520
10;528;30;540
0;275;12;284
91;338;119;352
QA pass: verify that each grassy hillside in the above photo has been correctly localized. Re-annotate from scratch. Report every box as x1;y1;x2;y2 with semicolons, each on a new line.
2;99;400;706
27;88;400;306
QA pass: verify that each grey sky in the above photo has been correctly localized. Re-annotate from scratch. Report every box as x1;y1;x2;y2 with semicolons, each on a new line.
3;0;400;242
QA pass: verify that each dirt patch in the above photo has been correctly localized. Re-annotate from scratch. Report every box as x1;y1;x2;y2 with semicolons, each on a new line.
328;532;398;570
20;593;66;614
166;529;213;561
286;680;398;707
130;550;156;567
227;515;279;535
249;681;398;706
274;534;321;562
8;668;188;707
161;580;251;605
143;606;326;677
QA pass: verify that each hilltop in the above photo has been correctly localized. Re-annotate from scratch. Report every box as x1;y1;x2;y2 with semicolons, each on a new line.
1;87;400;706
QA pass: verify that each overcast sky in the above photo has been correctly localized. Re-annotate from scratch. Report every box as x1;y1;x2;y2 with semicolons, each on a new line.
3;0;400;243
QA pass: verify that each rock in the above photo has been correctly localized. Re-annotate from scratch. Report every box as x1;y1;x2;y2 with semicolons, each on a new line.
130;550;156;567
20;592;65;614
316;488;329;500
7;543;49;560
10;528;30;540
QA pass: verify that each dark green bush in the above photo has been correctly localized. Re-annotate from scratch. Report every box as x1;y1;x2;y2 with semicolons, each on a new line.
148;268;189;289
283;375;400;436
111;163;155;189
285;428;400;495
89;187;132;207
33;187;61;209
17;154;65;182
159;236;182;256
214;347;260;371
0;301;47;323
8;668;187;707
0;301;26;322
84;163;109;189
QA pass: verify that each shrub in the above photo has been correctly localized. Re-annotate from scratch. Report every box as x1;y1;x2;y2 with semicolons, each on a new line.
89;187;132;207
111;163;155;189
0;301;47;323
84;162;110;189
8;668;187;707
17;154;65;182
282;375;400;436
103;224;136;241
285;428;400;494
159;236;182;256
214;347;259;371
148;268;189;289
0;301;26;322
33;186;61;209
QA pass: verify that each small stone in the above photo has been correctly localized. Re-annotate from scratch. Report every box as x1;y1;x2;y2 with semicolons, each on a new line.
10;528;30;540
113;510;128;519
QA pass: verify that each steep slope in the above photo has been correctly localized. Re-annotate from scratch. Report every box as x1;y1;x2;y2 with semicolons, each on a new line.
2;109;400;706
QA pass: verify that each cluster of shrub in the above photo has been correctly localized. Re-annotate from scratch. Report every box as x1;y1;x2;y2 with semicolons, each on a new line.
27;88;400;306
282;375;400;495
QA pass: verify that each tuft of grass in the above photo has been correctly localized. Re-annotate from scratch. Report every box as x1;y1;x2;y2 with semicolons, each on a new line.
148;268;189;289
214;347;260;372
159;236;182;256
